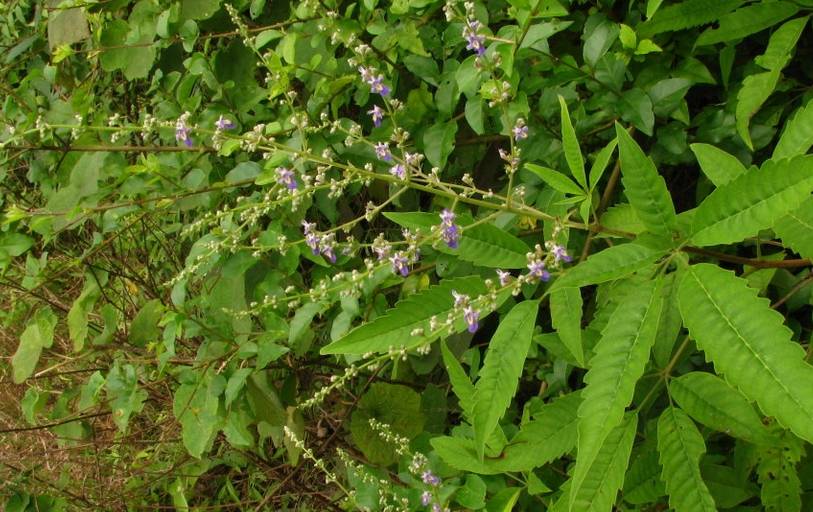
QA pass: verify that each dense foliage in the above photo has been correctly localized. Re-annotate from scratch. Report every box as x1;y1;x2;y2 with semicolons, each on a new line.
2;0;813;510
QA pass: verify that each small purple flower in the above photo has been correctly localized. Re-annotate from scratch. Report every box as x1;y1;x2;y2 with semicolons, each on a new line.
302;221;320;255
321;246;337;264
175;112;193;147
452;290;468;308
496;269;511;286
439;209;460;249
368;105;385;127
528;259;550;281
513;123;528;142
368;75;390;96
389;252;410;277
464;306;479;333
421;491;433;507
551;244;572;264
390;164;406;180
358;66;374;83
432;504;442;512
421;470;441;486
215;115;235;130
276;167;297;190
463;18;486;56
374;142;392;161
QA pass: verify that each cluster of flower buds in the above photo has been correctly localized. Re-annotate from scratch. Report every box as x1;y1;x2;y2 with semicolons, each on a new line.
526;244;551;282
512;118;528;141
462;18;486;57
452;290;480;333
358;66;391;96
368;104;385;127
302;221;338;263
175;111;193;147
276;166;298;191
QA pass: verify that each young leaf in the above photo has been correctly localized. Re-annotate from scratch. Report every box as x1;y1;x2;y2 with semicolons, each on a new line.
775;196;813;260
774;96;813;159
689;143;747;187
550;287;585;367
384;212;529;268
670;372;775;445
550;241;665;293
12;307;58;384
657;406;717;512
689;155;813;247
570;279;662;504
525;163;584;195
678;264;813;443
559;95;586;188
615;124;677;236
638;0;744;37
322;276;492;355
472;300;539;458
695;2;799;46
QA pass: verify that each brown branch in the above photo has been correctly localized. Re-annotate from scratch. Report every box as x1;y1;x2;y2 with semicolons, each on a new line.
0;411;109;434
681;246;812;269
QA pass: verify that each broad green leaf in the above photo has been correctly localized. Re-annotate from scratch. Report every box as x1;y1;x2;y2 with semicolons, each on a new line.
173;371;225;458
12;307;57;384
455;474;487;509
424;120;458;169
129;299;164;347
689;156;813;246
441;341;475;420
550;241;664;292
350;383;425;466
615;124;677;236
774;97;813;159
623;441;666;505
384;212;529;268
559;96;586;188
657;406;717;512
696;2;799;46
598;204;646;236
670;372;775;445
106;362;148;432
225;368;253;407
775;197;813;260
246;371;285;426
550;287;585;367
618;89;654;136
47;0;90;51
702;463;758;508
473;300;539;458
571;279;662;504
525;164;583;195
756;433;803;511
678;264;813;443
322;277;494;355
754;17;807;72
638;0;744;37
689;143;747;187
736;69;780;150
567;413;638;512
67;277;101;352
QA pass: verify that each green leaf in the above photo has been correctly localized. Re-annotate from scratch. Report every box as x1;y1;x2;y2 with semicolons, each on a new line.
173;371;225;458
559;96;586;188
567;413;638;512
550;287;585;367
689;156;813;246
623;441;666;505
696;2;799;46
638;0;744;37
678;263;813;443
455;474;487;509
756;433;803;511
774;97;813;160
615;124;677;236
472;300;539;458
67;276;102;352
775;197;813;260
350;383;425;465
599;204;646;236
588;137;618;191
736;69;780;150
47;0;90;51
525;164;583;195
571;279;662;504
441;341;475;420
322;277;490;355
657;406;717;512
424;121;458;169
181;0;221;20
106;362;148;432
754;17;807;72
689;143;747;187
550;241;664;292
670;372;775;445
384;212;530;268
618;89;655;136
129;299;164;347
12;307;57;384
652;272;683;368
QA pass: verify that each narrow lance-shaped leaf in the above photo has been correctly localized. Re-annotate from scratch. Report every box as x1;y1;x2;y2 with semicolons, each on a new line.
695;2;799;47
689;155;813;247
550;241;665;293
441;341;475;420
638;0;745;37
570;279;662;505
525;163;583;196
670;372;775;445
657;406;717;512
588;137;617;192
615;124;677;236
472;300;539;459
559;95;586;188
550;287;585;367
678;263;813;443
773;96;813;159
775;196;813;260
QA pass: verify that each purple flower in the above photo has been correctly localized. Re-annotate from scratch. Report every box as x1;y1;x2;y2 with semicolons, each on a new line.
389;252;410;277
215;115;235;130
513;124;528;141
368;75;390;96
432;504;442;512
358;66;374;83
464;306;479;333
551;244;572;264
439;209;460;249
321;246;337;264
421;491;433;507
302;221;321;255
175;112;193;147
276;167;297;190
390;164;406;180
452;290;468;308
368;105;385;127
496;269;511;286
463;18;486;56
374;142;392;161
528;259;550;281
421;470;440;486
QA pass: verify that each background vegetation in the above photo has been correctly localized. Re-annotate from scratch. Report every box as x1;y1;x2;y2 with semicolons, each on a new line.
2;0;813;510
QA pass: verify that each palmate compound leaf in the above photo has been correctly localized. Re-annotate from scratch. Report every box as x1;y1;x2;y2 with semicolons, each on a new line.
570;278;662;507
689;155;813;247
670;372;775;445
472;300;539;458
322;276;491;355
383;211;529;268
678;264;813;443
657;406;717;512
615;124;678;237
